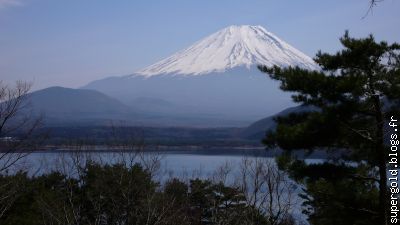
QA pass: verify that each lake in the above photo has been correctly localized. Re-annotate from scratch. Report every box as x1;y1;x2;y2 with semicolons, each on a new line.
6;147;324;177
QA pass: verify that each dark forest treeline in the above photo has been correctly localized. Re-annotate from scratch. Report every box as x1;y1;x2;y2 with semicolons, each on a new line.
32;126;259;147
0;158;298;225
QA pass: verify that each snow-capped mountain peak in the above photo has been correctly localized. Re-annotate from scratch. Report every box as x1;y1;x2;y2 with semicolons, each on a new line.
135;25;318;76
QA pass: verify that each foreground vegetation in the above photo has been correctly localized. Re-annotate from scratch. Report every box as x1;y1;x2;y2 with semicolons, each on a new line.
0;154;299;225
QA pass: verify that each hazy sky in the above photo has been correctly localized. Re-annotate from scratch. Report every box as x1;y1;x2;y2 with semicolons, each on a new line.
1;0;399;90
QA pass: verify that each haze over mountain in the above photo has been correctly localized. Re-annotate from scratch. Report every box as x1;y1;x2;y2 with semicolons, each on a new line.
81;25;319;126
26;87;135;126
26;87;248;127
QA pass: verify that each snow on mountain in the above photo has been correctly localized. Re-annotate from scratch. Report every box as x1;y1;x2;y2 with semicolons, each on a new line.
136;25;318;76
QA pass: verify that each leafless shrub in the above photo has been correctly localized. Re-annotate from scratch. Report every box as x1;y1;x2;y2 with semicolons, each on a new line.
237;157;298;225
0;80;46;172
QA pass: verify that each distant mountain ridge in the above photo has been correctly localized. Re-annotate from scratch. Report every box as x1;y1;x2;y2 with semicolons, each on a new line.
83;25;318;126
241;105;315;139
27;86;135;125
27;86;250;127
29;86;132;114
85;67;294;123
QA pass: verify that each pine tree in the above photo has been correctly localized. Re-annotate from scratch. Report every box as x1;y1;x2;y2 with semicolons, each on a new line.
259;31;400;225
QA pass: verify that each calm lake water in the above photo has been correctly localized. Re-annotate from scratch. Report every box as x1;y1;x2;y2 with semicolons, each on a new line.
8;148;324;177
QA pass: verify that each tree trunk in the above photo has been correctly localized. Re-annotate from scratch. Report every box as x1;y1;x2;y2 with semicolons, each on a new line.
373;95;388;225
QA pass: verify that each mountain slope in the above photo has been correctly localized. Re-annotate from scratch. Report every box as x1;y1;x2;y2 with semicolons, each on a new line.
241;105;316;139
28;87;135;125
136;25;317;76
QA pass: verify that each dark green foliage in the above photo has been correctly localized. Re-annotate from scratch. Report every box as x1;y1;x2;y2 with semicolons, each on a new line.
189;179;249;225
0;162;293;225
259;31;400;225
82;163;157;224
0;172;37;225
164;178;189;204
301;177;380;225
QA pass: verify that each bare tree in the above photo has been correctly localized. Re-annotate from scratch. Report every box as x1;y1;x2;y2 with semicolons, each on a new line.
209;158;299;225
363;0;386;18
237;158;298;225
0;81;45;221
0;80;44;172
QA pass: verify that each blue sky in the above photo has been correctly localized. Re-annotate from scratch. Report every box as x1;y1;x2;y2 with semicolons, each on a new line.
0;0;399;90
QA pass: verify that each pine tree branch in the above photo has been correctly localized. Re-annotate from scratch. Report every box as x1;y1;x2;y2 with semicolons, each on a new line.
339;121;375;143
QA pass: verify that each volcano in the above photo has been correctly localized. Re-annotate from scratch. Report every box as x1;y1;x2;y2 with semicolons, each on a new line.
83;25;318;127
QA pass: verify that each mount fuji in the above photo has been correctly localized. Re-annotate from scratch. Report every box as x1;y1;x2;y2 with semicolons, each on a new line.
83;25;318;127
